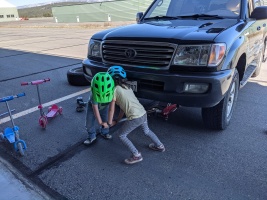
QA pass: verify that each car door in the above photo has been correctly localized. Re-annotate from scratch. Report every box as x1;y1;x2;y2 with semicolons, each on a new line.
248;0;264;63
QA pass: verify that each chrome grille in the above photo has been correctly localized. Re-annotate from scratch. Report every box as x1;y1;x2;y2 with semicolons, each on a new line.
102;40;176;68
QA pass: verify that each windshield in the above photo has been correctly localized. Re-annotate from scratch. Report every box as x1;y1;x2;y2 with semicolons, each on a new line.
144;0;240;20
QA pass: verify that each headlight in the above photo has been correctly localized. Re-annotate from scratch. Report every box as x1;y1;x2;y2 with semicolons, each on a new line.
88;39;101;57
173;43;226;67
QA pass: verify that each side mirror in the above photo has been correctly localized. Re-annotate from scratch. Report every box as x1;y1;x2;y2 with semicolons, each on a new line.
136;12;143;23
251;6;267;20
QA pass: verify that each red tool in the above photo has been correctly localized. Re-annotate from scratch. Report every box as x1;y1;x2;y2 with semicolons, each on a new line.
21;78;62;129
146;102;177;120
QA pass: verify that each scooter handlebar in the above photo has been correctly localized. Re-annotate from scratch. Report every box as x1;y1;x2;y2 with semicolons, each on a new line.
21;82;29;86
16;92;26;98
0;93;25;102
21;78;50;86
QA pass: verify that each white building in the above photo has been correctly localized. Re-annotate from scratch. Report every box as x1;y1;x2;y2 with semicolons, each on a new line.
0;0;19;22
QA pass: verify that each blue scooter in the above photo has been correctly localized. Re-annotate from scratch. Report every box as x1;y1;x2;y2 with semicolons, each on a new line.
0;93;27;156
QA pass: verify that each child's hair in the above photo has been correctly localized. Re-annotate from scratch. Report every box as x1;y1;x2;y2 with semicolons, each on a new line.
113;75;129;89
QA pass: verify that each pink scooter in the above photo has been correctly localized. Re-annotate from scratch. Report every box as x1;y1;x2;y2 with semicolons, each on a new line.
21;78;62;129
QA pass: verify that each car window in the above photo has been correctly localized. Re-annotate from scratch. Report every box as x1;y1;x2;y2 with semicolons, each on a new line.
144;0;240;19
146;0;172;17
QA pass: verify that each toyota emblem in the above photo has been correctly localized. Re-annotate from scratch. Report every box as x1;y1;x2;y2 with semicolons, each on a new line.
125;48;136;59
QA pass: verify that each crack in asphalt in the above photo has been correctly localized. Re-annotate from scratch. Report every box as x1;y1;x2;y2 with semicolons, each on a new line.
29;140;86;177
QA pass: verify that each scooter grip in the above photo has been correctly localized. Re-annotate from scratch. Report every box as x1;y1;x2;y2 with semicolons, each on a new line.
16;92;26;98
21;82;29;86
0;96;13;102
44;78;50;82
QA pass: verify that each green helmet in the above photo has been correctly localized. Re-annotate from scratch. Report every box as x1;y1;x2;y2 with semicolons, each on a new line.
91;72;115;103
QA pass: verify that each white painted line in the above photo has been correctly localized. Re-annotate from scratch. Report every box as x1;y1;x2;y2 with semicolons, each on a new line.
0;88;90;125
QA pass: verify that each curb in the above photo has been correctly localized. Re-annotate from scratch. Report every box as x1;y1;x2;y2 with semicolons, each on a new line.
0;157;52;200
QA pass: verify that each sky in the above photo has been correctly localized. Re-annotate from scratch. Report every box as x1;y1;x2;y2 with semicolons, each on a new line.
6;0;52;7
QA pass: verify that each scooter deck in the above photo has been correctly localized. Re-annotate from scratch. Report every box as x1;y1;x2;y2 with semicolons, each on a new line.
4;126;19;143
46;109;58;118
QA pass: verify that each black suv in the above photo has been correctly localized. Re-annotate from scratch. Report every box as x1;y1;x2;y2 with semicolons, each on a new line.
83;0;267;130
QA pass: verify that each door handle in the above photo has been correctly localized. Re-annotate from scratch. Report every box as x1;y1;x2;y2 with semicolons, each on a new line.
257;26;261;31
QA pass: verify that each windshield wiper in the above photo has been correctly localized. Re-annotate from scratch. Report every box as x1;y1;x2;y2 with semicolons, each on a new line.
177;14;224;19
144;15;180;21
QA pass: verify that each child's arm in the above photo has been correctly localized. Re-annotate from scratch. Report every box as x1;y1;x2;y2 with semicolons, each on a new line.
108;100;116;126
92;104;107;127
116;109;125;122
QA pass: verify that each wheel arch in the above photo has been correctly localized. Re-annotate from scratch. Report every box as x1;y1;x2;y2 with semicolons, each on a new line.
235;53;246;85
220;34;247;83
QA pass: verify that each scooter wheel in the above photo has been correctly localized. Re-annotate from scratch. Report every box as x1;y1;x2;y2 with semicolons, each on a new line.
76;106;84;112
17;142;25;156
59;107;63;115
0;132;4;140
39;116;47;129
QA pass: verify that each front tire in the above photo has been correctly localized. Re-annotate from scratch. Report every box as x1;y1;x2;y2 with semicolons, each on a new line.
0;132;4;140
17;142;25;156
39;116;47;129
202;69;239;130
58;107;63;115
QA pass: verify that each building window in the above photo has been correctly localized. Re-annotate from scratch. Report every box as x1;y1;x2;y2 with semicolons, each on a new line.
6;15;10;18
0;15;4;18
11;14;14;18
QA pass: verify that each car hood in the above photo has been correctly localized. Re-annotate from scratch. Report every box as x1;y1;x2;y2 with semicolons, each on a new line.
93;19;238;43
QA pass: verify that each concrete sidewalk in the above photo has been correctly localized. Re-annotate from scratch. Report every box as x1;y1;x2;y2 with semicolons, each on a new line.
0;158;50;200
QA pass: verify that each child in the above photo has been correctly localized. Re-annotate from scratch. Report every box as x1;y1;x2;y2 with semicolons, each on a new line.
107;66;165;164
84;72;115;145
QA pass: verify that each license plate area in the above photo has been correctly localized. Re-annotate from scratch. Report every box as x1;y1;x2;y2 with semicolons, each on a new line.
126;81;137;92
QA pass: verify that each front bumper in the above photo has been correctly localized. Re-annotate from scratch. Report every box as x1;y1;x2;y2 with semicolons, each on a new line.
83;59;234;108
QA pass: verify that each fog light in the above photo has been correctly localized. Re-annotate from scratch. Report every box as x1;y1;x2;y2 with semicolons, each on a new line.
85;67;92;76
184;83;209;93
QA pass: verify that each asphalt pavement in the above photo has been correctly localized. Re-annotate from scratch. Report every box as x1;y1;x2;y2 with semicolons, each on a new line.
1;18;267;200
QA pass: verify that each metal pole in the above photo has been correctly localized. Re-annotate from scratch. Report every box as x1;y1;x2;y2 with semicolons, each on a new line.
5;102;15;128
36;85;44;116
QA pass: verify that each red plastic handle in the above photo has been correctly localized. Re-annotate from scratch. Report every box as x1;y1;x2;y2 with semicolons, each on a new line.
21;78;50;86
21;82;29;86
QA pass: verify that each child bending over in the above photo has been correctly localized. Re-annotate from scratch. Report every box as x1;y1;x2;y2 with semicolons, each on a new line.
84;72;114;145
107;66;165;164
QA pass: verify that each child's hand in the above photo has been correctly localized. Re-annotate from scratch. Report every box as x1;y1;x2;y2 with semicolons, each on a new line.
101;122;109;129
107;120;117;127
111;120;117;127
